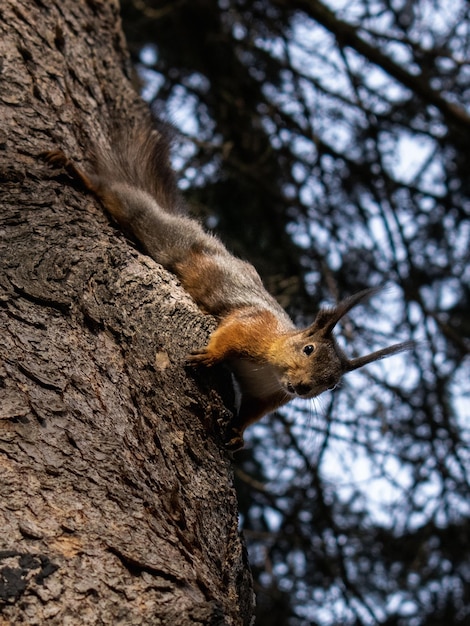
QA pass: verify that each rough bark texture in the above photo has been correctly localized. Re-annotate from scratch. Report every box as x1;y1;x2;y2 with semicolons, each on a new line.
0;1;254;623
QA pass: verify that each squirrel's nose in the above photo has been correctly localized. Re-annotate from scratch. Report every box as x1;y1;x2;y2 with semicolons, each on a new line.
293;383;311;397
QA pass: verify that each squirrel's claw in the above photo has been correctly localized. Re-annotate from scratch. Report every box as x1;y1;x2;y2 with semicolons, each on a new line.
186;348;216;367
224;428;245;452
41;149;69;168
41;150;96;192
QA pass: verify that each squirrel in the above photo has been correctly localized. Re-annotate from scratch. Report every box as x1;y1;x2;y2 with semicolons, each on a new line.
44;121;413;450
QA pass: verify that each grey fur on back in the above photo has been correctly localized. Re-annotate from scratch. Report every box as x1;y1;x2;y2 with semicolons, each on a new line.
93;124;294;325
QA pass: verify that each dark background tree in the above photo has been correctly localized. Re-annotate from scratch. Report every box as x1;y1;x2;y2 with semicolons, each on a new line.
119;0;470;624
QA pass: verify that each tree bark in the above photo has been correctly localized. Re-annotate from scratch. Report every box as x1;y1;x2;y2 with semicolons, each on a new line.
0;1;253;623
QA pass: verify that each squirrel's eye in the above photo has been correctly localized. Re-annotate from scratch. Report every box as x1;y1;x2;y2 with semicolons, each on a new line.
303;344;315;356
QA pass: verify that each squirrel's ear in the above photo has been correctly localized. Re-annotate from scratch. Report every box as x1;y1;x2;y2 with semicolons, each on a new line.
307;286;383;337
345;340;415;371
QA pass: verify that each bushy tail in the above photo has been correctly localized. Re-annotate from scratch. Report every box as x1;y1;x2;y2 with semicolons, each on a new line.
93;118;186;216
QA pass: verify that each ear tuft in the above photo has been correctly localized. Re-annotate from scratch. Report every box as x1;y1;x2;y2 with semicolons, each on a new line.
307;286;384;337
345;340;415;372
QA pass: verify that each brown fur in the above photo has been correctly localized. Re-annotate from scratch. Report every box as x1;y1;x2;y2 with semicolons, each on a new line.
44;123;413;451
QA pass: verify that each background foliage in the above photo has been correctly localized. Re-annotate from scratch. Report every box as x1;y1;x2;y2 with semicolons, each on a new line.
120;1;469;623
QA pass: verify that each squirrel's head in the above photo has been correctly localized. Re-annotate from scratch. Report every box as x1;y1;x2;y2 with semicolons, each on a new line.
274;287;413;399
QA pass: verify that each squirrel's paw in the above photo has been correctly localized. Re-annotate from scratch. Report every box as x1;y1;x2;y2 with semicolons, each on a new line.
41;149;69;168
186;348;217;367
224;428;245;452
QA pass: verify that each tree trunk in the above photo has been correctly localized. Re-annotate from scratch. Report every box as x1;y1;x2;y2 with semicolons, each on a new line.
0;1;253;623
